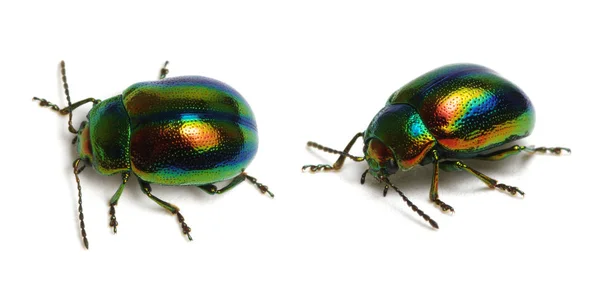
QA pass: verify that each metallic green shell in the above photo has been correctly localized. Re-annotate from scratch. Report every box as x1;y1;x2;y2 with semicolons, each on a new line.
123;76;258;185
387;64;535;155
364;104;436;170
83;96;131;175
77;76;258;186
365;64;535;171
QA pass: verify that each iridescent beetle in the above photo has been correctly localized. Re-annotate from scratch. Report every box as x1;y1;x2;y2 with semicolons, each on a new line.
34;61;272;248
303;64;569;229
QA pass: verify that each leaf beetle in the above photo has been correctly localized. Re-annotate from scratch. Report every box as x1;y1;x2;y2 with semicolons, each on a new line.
303;64;569;229
34;61;272;248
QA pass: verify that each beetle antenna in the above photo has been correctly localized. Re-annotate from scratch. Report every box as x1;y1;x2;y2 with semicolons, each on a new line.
73;158;89;249
60;61;79;134
307;141;365;162
380;176;439;229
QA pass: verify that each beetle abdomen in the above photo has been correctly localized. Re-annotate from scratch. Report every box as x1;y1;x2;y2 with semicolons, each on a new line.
123;76;258;185
388;64;535;153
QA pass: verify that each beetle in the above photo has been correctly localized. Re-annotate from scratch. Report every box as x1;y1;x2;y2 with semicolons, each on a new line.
34;61;272;248
303;64;569;229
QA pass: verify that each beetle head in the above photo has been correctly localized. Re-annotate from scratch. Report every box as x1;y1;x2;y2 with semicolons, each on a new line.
76;120;93;162
364;138;399;177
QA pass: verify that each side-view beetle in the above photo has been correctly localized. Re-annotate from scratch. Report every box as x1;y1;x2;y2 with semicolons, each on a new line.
303;64;570;228
34;61;272;248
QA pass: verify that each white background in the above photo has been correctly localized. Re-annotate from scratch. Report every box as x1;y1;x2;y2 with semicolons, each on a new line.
1;1;598;288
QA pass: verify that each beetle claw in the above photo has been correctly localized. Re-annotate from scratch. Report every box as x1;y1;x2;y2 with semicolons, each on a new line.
496;183;525;197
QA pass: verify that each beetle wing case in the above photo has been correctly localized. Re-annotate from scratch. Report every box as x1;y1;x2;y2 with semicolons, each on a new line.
388;64;535;156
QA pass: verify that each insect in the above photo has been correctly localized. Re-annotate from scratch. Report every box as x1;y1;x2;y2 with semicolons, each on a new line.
34;61;273;248
303;64;569;229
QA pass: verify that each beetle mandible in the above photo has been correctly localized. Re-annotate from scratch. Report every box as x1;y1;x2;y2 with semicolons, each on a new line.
34;61;273;248
303;64;569;229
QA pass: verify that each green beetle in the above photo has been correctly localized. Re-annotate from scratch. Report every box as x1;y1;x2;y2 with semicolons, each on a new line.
304;64;569;228
35;61;272;248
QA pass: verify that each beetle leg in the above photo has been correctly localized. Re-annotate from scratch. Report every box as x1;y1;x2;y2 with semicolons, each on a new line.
159;61;169;79
303;132;365;172
108;172;130;234
198;174;246;195
473;145;571;161
429;151;454;213
138;179;193;241
439;161;525;197
243;172;274;198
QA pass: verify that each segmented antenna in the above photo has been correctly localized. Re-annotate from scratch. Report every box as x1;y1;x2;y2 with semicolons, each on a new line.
380;176;438;229
306;141;365;162
60;61;78;134
73;159;89;249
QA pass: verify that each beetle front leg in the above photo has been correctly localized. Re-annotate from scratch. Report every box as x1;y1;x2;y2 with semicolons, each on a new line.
198;174;246;195
138;179;192;241
108;172;130;233
429;151;454;213
303;132;365;172
439;161;524;197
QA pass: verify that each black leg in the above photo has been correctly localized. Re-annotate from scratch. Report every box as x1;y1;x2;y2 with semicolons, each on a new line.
303;132;365;172
138;179;192;240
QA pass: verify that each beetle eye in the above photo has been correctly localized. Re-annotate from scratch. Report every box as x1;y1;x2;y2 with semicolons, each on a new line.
386;159;398;175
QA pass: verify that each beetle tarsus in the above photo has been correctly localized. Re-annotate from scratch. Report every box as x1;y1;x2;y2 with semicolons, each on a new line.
109;204;118;233
495;183;525;197
244;173;274;198
177;212;193;241
433;199;455;214
526;146;571;155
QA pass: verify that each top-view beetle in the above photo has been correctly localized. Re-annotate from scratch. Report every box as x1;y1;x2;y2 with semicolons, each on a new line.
34;61;272;248
303;64;570;228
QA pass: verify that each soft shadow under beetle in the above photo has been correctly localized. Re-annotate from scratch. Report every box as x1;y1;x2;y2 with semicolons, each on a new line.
34;61;272;248
304;64;569;228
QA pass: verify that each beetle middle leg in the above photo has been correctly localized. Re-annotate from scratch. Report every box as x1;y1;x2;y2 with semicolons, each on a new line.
199;173;274;198
303;132;365;172
439;160;524;197
108;172;130;233
429;151;455;213
138;179;193;240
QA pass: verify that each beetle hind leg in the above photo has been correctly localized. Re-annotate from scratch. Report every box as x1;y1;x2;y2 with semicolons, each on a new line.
439;161;524;197
473;145;571;161
138;179;192;241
